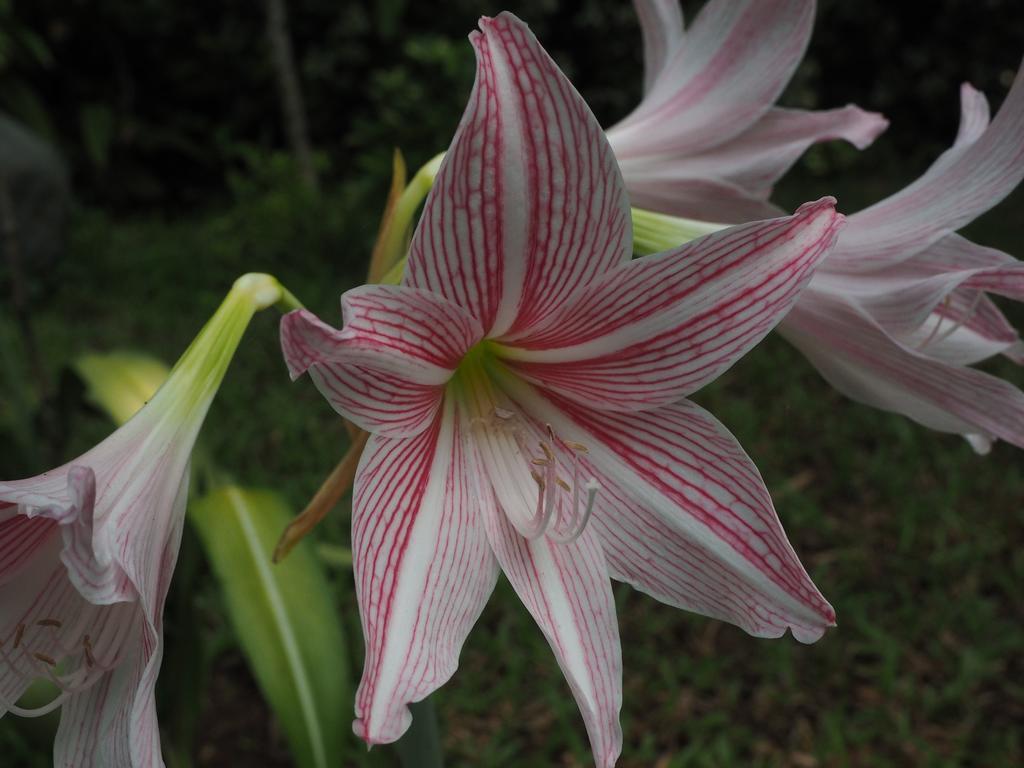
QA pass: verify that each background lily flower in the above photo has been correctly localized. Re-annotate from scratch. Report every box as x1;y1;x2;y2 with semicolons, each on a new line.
780;64;1024;452
281;13;842;767
0;273;287;767
608;0;889;223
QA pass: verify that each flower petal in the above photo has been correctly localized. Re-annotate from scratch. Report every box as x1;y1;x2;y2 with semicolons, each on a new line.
634;0;684;94
280;285;483;437
618;105;887;222
609;0;815;158
679;106;889;200
833;63;1024;271
496;374;835;642
811;233;1023;364
352;398;499;745
0;513;56;586
501;199;842;410
617;168;787;225
405;12;631;337
781;291;1024;450
53;610;161;768
481;504;622;768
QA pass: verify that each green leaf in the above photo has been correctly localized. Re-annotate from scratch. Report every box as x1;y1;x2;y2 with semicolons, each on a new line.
79;102;115;170
75;351;170;424
189;486;350;768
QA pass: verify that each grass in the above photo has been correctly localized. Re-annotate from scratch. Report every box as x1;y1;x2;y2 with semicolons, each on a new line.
1;160;1022;767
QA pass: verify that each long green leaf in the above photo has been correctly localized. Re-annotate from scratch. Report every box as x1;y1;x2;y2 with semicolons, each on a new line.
189;486;349;768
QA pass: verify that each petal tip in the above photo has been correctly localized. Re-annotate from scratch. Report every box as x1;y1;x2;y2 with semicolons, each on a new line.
850;108;890;149
352;707;413;748
279;309;336;381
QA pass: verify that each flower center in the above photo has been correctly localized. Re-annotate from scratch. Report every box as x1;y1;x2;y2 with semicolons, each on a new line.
0;602;129;717
454;348;600;544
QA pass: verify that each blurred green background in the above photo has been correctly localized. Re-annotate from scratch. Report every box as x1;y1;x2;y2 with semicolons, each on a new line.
1;0;1022;766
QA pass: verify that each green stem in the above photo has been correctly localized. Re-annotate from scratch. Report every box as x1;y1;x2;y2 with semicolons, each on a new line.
395;696;444;768
276;285;305;312
631;207;727;256
375;152;445;282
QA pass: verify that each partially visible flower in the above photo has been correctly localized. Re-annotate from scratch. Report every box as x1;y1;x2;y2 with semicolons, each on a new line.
0;273;288;767
282;13;841;767
608;0;888;223
633;65;1024;452
781;65;1024;452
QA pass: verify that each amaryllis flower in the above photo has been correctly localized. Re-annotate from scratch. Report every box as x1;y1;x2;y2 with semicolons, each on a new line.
0;273;286;767
608;0;888;223
281;13;841;766
780;63;1024;452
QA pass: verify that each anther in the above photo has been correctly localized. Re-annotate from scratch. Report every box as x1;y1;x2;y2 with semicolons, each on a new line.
530;470;544;485
565;441;589;453
37;619;62;629
531;458;550;466
555;477;571;492
33;653;57;667
82;636;96;669
13;624;25;649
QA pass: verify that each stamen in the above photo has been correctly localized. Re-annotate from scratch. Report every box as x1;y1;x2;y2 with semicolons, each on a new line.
83;635;96;669
917;295;951;350
565;441;589;453
930;290;984;347
530;458;549;466
548;479;600;544
521;448;558;540
1;689;69;718
555;477;571;492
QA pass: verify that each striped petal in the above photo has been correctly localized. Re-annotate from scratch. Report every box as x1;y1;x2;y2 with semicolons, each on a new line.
618;105;887;223
404;12;631;337
352;398;498;745
634;0;684;94
781;291;1024;451
500;199;843;411
53;607;160;768
481;499;622;768
610;0;815;158
833;63;1024;271
495;373;835;643
280;285;483;437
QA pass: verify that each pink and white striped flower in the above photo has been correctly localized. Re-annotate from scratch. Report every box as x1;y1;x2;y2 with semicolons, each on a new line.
0;274;285;767
780;63;1024;452
281;14;842;766
608;0;889;223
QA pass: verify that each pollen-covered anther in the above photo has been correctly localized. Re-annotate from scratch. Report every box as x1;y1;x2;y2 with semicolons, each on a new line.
518;426;601;544
82;635;96;668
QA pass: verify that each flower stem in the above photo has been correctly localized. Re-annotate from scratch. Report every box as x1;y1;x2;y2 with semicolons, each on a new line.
631;207;727;256
395;696;444;768
372;152;445;283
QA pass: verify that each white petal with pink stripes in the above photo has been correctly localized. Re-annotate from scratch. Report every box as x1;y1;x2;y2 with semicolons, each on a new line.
285;13;842;766
608;0;887;222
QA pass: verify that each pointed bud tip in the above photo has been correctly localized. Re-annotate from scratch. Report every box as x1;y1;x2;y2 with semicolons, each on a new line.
233;273;283;310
